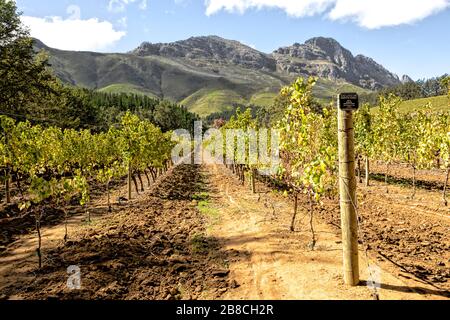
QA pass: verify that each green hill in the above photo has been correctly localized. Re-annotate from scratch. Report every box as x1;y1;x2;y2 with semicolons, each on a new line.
98;80;373;117
372;95;449;114
398;95;448;113
180;89;246;116
98;83;159;98
249;92;279;107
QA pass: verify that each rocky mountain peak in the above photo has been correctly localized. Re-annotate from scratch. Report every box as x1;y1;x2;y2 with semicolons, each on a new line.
129;35;401;90
131;35;276;71
273;37;400;90
274;37;354;70
305;37;347;55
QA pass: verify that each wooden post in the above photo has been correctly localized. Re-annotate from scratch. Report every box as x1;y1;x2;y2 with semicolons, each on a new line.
357;156;362;183
365;157;370;187
107;180;112;213
85;203;90;223
5;175;11;204
128;162;132;200
337;95;360;286
290;193;298;232
251;168;256;193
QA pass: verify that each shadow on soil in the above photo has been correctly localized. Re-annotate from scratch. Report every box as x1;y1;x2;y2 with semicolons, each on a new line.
360;281;450;299
369;172;445;191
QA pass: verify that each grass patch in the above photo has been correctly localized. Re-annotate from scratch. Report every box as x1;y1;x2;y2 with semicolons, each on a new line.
398;95;449;113
193;192;220;223
192;192;210;202
197;200;219;218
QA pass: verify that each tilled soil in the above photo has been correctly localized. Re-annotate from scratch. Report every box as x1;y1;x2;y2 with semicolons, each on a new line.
0;165;232;300
1;161;449;300
317;181;450;295
202;163;447;300
369;161;448;191
252;161;449;297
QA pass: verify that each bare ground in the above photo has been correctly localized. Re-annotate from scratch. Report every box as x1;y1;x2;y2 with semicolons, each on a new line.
0;165;231;300
202;163;449;300
0;161;448;300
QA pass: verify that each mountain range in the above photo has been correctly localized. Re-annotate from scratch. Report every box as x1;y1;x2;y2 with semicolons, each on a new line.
34;36;404;116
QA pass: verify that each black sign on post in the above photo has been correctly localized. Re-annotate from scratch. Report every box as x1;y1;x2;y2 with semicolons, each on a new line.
339;93;359;111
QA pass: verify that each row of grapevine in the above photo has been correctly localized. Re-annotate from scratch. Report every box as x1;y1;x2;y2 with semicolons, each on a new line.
221;109;258;189
276;78;337;239
213;77;449;238
276;77;449;205
354;96;450;200
0;112;174;267
203;108;279;195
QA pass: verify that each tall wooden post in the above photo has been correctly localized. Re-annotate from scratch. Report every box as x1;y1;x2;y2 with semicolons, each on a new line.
128;162;132;200
251;168;256;193
5;176;11;204
337;93;360;286
365;157;370;187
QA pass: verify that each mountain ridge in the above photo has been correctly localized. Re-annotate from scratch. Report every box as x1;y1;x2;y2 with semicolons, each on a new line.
33;35;404;116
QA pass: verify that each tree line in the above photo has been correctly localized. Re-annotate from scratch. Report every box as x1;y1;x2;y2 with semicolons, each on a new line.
379;75;449;101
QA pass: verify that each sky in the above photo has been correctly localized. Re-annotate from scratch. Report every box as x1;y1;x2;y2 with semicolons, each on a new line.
15;0;450;80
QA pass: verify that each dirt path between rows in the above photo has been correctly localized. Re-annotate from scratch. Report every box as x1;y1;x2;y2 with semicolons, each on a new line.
203;163;449;300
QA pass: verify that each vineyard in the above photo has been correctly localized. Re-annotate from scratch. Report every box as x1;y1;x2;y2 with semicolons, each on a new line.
0;74;449;300
0;113;174;265
207;77;450;213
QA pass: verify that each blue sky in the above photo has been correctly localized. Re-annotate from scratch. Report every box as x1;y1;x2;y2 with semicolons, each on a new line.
16;0;450;80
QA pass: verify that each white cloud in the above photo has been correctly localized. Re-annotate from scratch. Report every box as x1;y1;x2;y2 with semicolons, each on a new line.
22;15;126;51
205;0;450;29
205;0;333;17
108;0;148;13
328;0;450;29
